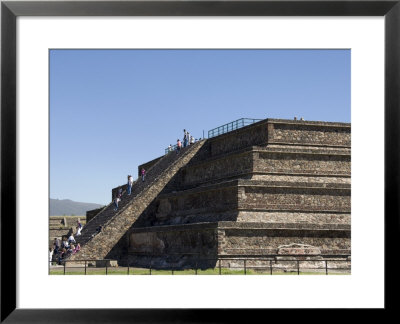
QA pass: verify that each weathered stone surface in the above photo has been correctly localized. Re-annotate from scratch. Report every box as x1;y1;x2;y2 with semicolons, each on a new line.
269;120;350;147
255;150;350;175
236;211;350;224
239;185;350;212
277;243;321;255
130;232;165;254
120;221;350;269
183;151;253;187
251;174;350;184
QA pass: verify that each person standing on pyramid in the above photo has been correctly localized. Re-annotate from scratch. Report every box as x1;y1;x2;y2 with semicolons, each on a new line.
127;175;133;195
187;131;191;146
183;129;188;147
113;196;121;211
141;168;146;182
177;139;182;154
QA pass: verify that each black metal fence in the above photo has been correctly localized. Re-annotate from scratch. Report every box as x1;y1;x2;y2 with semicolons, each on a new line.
208;118;263;138
52;255;351;275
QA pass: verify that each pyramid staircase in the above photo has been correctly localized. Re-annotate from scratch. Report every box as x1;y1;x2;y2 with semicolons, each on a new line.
69;140;206;260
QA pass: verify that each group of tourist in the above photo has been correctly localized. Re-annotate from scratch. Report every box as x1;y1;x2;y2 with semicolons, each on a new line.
183;129;194;147
49;221;83;265
168;129;197;154
49;220;83;265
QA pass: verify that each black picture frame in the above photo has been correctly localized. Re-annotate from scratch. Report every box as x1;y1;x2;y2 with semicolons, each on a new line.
1;0;398;322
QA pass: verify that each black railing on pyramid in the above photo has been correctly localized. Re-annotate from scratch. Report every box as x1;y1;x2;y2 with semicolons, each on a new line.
208;118;263;139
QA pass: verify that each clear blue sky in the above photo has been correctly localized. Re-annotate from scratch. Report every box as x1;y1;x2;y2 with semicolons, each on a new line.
50;49;350;205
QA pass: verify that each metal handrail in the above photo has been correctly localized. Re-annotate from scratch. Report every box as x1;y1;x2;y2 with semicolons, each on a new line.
208;118;263;138
164;140;199;155
163;118;263;153
53;254;351;275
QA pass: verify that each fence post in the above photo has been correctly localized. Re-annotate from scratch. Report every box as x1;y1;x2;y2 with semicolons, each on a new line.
270;260;272;275
325;260;328;275
85;261;87;275
128;262;130;275
106;262;108;275
149;258;152;275
195;260;198;275
219;259;221;275
63;261;66;275
297;260;300;275
244;259;247;275
172;268;174;275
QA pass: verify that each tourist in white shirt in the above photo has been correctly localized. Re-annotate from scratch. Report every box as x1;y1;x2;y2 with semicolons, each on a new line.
114;197;121;211
68;233;76;244
49;248;53;266
127;175;133;195
62;237;69;249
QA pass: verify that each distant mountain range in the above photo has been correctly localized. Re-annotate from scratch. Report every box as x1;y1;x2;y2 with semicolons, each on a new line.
50;198;104;216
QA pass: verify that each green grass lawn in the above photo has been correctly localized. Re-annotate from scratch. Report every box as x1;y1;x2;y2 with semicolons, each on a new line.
50;267;349;275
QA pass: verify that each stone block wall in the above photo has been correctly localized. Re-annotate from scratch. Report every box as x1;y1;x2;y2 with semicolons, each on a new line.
268;120;351;147
86;207;104;223
182;150;253;187
221;228;350;255
135;183;239;226
251;174;350;184
137;180;350;227
124;223;218;268
170;123;350;191
210;121;269;156
236;211;350;225
254;150;350;176
238;183;350;213
176;147;351;191
122;221;350;268
216;222;350;256
128;223;218;256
